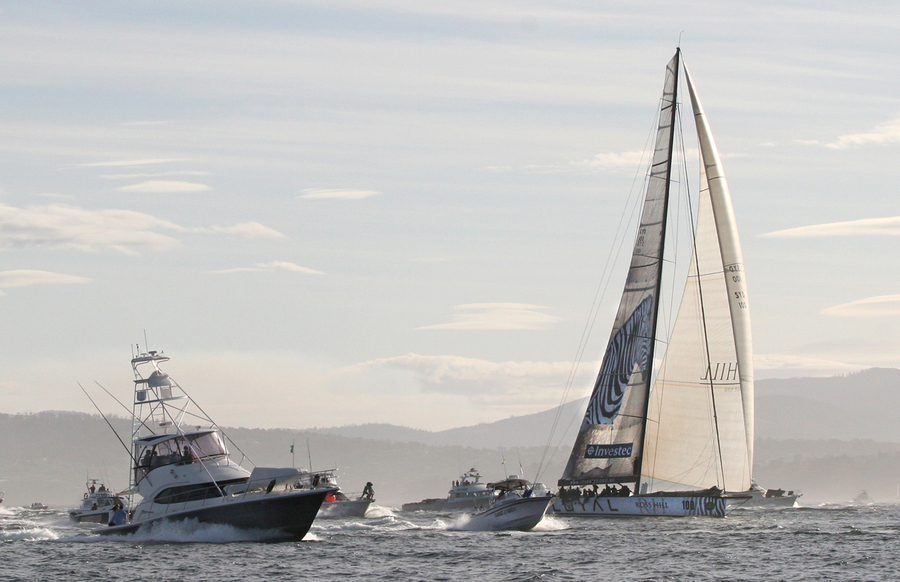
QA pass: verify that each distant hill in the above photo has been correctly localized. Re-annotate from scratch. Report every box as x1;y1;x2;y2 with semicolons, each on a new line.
308;369;900;447
755;368;900;441
0;411;569;508
4;368;900;507
308;397;587;449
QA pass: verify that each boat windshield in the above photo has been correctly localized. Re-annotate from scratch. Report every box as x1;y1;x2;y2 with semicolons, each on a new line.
133;431;228;484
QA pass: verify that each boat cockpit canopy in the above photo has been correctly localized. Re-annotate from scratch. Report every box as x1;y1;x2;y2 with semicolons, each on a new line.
133;430;227;484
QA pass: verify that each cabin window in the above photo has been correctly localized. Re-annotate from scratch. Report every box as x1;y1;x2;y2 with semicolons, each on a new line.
154;483;224;505
186;432;227;459
133;432;228;484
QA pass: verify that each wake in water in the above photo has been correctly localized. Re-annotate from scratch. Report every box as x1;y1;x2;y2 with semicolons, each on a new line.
363;505;397;519
446;512;567;532
0;509;60;542
311;514;422;534
56;518;301;544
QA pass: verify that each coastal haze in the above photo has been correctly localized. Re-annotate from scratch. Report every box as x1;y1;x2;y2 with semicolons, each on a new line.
1;2;899;437
2;368;899;507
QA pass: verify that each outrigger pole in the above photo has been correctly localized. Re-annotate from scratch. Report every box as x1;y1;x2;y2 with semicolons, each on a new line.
77;382;138;467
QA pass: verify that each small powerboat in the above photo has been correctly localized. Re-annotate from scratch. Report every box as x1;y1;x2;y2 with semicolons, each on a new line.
70;479;129;524
464;477;552;531
292;470;375;517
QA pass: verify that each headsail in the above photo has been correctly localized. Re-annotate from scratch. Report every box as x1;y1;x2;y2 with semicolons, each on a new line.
641;127;751;492
559;51;681;487
685;65;754;475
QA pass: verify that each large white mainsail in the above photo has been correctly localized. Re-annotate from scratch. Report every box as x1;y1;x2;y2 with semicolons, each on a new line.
558;49;753;505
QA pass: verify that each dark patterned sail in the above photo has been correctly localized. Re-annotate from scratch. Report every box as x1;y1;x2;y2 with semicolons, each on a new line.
559;52;680;486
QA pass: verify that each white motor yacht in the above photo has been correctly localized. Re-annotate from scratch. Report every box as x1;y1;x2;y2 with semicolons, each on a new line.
97;348;335;539
402;468;493;512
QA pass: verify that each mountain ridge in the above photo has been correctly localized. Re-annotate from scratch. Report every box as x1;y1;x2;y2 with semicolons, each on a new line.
3;368;900;506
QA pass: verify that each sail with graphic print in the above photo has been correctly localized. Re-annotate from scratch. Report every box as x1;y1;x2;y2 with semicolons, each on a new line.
553;48;753;517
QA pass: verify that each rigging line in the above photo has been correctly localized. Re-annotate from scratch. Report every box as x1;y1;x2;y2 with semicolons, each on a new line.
645;81;692;488
173;380;255;468
149;379;231;498
535;86;662;483
78;382;137;466
93;380;156;436
633;49;681;495
681;134;728;494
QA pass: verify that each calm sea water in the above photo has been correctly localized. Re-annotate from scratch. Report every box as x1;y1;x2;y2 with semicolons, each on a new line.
1;502;897;581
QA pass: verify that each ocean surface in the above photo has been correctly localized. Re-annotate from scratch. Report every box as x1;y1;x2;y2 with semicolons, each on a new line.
0;501;897;581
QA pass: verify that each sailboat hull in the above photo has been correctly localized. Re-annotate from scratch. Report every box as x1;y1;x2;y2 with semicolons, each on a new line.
551;494;725;518
96;488;332;539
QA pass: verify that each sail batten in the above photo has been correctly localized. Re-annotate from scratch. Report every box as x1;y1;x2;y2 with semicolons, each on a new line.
559;49;753;497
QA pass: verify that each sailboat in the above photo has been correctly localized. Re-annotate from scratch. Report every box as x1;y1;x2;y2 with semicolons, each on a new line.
553;48;753;518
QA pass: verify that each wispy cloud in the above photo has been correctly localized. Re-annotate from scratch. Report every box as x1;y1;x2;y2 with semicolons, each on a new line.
0;202;183;253
823;295;900;317
117;180;211;193
762;216;900;238
586;151;647;169
209;222;285;240
0;203;286;253
827;116;900;149
100;171;210;179
209;261;325;275
343;352;596;399
418;303;562;330
33;192;76;200
74;158;183;168
0;269;92;290
298;188;380;200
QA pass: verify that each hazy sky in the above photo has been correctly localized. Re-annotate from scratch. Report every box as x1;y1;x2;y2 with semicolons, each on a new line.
1;1;898;431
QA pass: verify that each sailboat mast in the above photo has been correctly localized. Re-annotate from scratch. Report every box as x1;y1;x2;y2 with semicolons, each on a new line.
632;48;681;495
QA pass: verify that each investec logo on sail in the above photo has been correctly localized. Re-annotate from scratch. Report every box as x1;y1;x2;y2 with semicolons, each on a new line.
585;443;633;459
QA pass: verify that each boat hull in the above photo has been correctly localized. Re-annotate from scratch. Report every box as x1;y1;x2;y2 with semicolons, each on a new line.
318;499;372;518
402;496;493;512
70;510;113;524
97;488;331;539
551;494;726;518
466;496;552;531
